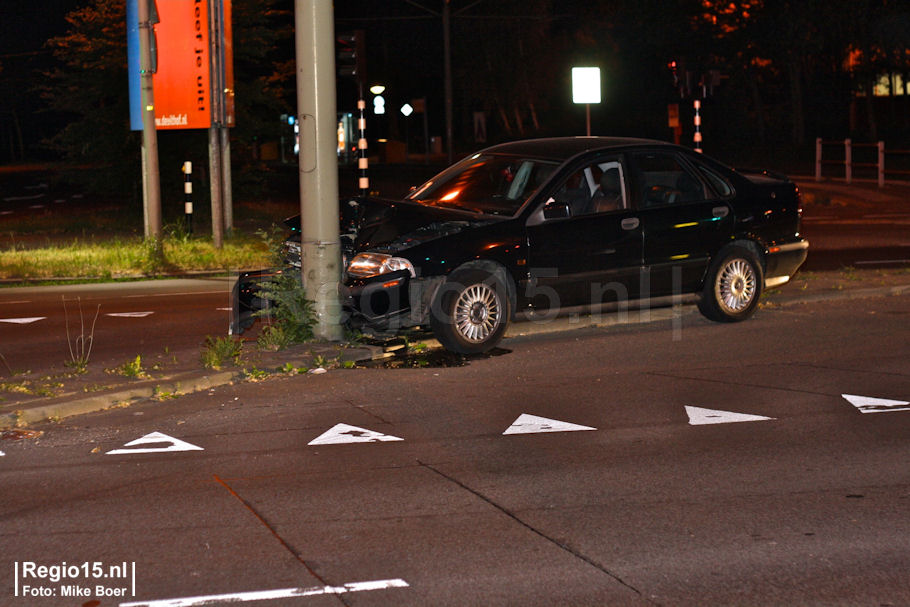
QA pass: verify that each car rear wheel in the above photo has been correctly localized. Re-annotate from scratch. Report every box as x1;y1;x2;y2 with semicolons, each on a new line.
698;245;763;322
431;268;511;354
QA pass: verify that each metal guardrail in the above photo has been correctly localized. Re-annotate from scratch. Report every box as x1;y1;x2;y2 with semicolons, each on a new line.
815;138;910;187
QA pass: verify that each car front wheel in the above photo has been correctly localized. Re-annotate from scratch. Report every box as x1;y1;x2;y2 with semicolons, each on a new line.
431;268;511;354
698;245;763;322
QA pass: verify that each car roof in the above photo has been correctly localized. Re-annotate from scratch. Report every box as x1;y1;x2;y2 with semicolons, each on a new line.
477;136;673;161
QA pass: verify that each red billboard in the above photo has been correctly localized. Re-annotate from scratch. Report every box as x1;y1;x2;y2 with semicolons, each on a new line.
153;0;212;130
128;0;234;131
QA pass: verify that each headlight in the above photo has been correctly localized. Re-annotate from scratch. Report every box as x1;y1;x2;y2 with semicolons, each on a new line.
347;253;416;278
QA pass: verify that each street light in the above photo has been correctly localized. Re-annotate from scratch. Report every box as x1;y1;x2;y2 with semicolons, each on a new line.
572;67;601;136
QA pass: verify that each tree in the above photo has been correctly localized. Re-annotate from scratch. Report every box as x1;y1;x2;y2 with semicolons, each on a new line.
40;0;138;194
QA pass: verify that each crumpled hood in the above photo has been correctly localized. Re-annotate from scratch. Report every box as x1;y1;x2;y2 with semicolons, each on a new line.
342;196;492;254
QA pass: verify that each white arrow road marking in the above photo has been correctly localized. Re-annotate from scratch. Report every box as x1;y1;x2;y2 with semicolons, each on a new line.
106;432;204;455
0;317;46;324
119;578;409;607
503;413;597;435
106;311;155;318
308;423;403;445
843;394;910;414
686;406;775;426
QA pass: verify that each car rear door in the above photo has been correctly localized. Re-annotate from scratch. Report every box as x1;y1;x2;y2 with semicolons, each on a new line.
628;150;735;297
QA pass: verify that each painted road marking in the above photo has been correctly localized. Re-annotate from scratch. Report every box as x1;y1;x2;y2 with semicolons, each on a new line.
106;432;204;455
0;450;5;457
843;394;910;414
308;423;403;445
126;291;225;298
119;578;409;607
0;317;46;324
107;311;155;318
686;406;775;426
503;414;596;435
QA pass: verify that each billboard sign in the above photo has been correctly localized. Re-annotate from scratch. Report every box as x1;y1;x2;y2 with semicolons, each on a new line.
128;0;232;131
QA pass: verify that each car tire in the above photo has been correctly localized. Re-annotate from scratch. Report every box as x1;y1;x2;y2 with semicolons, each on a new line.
430;268;511;354
698;245;764;322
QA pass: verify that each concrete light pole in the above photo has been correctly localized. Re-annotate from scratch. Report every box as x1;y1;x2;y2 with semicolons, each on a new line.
295;0;343;341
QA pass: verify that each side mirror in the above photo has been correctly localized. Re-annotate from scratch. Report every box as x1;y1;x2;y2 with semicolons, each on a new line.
542;197;570;220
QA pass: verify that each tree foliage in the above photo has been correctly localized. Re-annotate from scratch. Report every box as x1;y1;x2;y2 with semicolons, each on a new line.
40;0;137;193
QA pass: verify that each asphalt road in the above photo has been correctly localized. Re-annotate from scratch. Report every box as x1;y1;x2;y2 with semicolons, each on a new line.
2;294;908;606
0;278;236;375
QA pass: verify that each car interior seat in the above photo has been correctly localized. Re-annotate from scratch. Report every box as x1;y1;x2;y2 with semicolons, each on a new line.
591;168;623;213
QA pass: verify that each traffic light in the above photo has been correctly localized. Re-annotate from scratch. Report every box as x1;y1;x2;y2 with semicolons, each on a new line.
337;30;366;86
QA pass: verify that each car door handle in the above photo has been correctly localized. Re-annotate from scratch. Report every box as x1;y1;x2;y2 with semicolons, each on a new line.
621;217;640;230
712;206;730;218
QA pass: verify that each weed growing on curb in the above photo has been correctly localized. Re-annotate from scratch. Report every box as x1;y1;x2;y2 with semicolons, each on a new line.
201;336;243;369
243;367;271;381
152;385;179;400
257;324;293;351
107;355;149;379
64;297;100;373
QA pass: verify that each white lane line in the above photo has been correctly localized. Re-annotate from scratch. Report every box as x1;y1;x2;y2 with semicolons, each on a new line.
126;291;227;298
106;311;155;318
119;578;409;607
2;193;45;202
0;300;32;305
0;317;46;324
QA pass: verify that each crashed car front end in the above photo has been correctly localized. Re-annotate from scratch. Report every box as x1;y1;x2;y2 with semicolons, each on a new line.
342;266;446;333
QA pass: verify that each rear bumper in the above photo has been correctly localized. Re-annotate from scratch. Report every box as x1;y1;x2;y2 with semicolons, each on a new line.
765;239;809;288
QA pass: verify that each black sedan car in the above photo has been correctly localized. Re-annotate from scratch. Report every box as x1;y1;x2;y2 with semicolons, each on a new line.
234;137;808;354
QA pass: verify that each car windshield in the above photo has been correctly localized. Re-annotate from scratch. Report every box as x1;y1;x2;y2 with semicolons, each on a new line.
405;153;559;216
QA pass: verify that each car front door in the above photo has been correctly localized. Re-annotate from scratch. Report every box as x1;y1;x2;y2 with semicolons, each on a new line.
524;156;644;311
629;150;735;298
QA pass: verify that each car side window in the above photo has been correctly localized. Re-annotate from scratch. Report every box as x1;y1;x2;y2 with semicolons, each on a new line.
693;162;734;198
549;157;627;217
634;152;706;208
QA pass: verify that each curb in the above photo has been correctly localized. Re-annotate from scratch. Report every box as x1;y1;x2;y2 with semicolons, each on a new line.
769;283;910;306
1;370;236;427
0;345;383;428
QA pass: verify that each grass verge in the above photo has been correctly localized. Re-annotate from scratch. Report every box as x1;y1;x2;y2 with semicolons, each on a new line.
0;233;271;281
